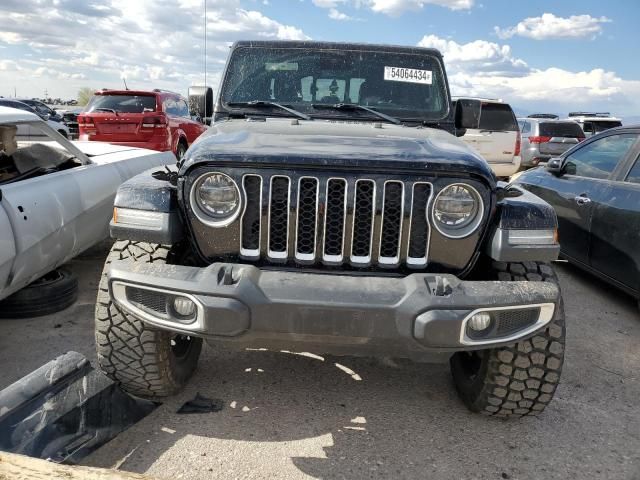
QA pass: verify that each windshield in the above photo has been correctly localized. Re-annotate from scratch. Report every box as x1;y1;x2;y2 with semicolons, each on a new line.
1;122;84;185
220;46;449;121
85;94;157;114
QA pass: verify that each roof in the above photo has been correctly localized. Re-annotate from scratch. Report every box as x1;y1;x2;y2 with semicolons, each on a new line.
93;89;161;96
0;106;41;123
566;114;622;121
231;40;443;58
452;96;504;103
518;117;579;123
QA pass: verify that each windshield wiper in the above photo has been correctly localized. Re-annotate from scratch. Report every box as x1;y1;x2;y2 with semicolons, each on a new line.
311;103;401;125
227;100;311;121
93;108;118;115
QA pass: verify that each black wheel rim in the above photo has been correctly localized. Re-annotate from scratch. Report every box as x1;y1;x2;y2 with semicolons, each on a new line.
31;269;64;287
170;334;193;360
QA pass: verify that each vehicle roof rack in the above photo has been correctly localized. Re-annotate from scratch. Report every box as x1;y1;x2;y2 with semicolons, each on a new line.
527;114;559;119
568;112;611;117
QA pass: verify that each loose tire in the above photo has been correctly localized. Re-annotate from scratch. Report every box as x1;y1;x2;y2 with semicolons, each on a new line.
450;261;565;417
95;240;202;398
0;268;78;318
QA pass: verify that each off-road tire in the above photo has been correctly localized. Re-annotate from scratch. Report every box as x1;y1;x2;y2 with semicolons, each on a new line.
95;240;202;398
450;261;565;417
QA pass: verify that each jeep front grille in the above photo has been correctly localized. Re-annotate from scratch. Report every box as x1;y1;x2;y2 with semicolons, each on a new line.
239;174;432;269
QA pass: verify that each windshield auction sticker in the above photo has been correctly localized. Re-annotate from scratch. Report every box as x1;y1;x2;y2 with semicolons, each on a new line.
384;66;432;85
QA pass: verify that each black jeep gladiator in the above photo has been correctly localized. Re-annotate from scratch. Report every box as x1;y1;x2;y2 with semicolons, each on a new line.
98;41;565;417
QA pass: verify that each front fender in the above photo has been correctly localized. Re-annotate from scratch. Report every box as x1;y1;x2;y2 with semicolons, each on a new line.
110;167;184;244
484;184;560;263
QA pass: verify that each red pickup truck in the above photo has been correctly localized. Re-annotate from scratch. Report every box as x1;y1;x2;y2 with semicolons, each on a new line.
77;89;207;159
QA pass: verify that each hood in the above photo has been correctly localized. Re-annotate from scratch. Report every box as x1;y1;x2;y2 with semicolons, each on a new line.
72;141;143;156
182;118;494;181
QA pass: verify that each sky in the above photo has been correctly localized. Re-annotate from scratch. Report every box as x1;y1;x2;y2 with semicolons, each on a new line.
0;0;638;120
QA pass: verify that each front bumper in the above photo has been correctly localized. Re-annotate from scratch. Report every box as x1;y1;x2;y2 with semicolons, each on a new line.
108;262;559;353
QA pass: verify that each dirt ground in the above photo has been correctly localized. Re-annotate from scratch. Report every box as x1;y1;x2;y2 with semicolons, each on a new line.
0;243;638;480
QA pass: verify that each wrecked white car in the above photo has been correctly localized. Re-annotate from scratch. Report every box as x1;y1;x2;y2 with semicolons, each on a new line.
0;106;174;316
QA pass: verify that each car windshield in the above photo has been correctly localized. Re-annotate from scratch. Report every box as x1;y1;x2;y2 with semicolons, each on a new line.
220;46;449;121
85;94;157;114
0;122;82;185
540;122;584;137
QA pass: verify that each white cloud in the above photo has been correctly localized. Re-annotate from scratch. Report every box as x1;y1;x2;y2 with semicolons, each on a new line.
369;0;473;15
0;0;309;99
312;0;473;16
495;13;611;40
417;34;528;76
420;35;640;116
312;0;346;7
328;8;352;20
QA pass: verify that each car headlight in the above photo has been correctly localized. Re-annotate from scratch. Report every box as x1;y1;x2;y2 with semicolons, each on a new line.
432;183;483;238
191;172;241;227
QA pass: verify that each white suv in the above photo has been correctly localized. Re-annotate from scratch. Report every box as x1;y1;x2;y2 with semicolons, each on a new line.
566;112;622;137
453;97;521;178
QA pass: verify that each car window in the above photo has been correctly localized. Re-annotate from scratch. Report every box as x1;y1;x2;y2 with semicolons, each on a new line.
592;120;622;133
179;100;189;117
86;95;157;114
540;122;584;138
565;133;638;179
0;101;33;113
521;121;531;133
164;98;190;117
479;103;517;131
626;158;640;184
0;122;81;185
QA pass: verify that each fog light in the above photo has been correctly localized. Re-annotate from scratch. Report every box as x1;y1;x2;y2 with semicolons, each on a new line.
468;312;492;331
173;296;196;317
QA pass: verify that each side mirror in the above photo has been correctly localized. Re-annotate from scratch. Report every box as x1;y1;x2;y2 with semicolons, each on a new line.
546;157;564;175
41;113;51;121
454;99;481;130
188;86;214;123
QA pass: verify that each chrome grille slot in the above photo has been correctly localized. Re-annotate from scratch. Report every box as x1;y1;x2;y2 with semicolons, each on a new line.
236;173;436;269
241;175;262;257
407;183;431;266
379;181;404;264
323;179;347;263
295;177;319;261
351;179;376;264
268;176;291;260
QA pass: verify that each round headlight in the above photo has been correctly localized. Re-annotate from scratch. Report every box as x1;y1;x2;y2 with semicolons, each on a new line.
191;172;241;227
432;183;483;238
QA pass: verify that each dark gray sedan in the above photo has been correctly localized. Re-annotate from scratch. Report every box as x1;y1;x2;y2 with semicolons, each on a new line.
514;125;640;305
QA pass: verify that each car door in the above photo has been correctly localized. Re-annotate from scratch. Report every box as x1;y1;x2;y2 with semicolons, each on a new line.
526;133;637;265
589;143;640;294
0;202;16;295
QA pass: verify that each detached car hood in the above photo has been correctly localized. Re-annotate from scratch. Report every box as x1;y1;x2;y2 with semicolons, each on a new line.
183;118;495;180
